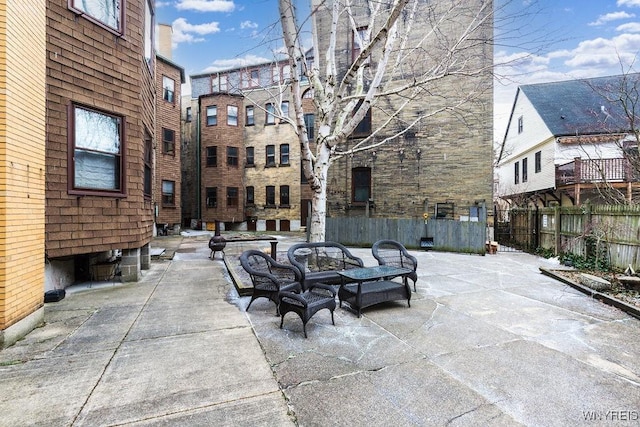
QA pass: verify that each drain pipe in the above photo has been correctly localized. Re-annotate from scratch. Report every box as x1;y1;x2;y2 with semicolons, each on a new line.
196;99;201;220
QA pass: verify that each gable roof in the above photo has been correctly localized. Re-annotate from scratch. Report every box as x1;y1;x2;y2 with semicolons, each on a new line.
519;74;639;137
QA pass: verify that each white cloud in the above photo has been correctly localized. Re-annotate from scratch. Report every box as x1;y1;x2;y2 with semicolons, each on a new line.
176;0;235;13
201;54;272;73
616;22;640;32
589;11;635;26
156;1;171;7
618;0;640;7
172;18;221;48
564;33;640;69
240;20;258;30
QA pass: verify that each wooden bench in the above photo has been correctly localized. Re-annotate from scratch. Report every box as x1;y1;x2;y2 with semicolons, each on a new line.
287;241;364;290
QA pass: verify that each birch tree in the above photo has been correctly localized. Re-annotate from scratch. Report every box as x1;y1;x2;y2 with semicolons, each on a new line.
279;0;495;241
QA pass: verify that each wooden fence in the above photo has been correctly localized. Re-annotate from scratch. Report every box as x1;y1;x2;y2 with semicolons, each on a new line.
504;205;640;270
325;217;487;254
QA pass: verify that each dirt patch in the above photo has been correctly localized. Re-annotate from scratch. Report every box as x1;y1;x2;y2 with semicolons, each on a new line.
550;269;640;309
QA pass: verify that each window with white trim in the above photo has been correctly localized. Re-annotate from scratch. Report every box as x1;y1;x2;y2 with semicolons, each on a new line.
227;105;238;126
162;76;175;103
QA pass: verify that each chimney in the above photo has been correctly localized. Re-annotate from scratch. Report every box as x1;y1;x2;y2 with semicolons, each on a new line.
158;23;173;59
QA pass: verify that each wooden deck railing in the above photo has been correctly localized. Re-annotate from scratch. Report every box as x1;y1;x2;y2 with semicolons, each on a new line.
556;157;639;185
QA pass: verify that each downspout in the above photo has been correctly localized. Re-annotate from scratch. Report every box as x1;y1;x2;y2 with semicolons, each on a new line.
196;100;201;220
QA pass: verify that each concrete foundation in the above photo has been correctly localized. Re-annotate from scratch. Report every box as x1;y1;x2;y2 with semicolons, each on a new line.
0;307;44;349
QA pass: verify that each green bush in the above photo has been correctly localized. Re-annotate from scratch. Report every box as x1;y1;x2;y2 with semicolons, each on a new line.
558;251;611;271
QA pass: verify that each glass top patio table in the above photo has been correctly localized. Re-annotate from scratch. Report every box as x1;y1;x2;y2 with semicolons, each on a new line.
337;265;412;282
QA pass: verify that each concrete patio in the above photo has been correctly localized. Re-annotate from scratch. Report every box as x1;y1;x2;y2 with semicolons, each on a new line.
0;233;638;426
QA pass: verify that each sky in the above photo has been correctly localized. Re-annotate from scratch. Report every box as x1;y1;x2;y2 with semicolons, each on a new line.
155;0;640;140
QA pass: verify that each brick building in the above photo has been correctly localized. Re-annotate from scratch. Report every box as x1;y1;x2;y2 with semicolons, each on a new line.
188;59;312;231
155;24;184;233
45;1;156;286
0;0;47;348
313;0;494;221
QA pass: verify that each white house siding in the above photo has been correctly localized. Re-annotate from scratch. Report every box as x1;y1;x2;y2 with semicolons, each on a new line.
496;92;555;197
555;140;625;165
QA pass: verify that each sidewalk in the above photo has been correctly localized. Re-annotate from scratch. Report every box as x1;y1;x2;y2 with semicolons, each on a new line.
1;233;639;426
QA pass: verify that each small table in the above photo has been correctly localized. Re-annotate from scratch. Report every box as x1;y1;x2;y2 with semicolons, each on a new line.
337;266;412;317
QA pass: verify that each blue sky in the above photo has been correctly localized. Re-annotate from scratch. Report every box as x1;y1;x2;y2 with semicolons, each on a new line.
156;0;640;138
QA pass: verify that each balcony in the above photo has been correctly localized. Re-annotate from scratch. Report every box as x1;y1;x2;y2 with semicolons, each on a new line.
556;157;639;185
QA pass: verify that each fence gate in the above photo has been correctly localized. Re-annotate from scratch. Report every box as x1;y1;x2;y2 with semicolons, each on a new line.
494;207;539;253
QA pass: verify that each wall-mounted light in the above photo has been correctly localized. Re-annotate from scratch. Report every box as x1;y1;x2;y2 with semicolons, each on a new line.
371;150;377;160
398;149;405;163
416;148;421;160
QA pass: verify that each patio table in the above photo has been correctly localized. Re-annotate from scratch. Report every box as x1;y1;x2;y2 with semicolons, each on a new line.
337;265;412;317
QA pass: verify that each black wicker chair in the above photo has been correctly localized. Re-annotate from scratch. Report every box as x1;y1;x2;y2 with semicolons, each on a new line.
279;283;336;338
372;239;418;291
239;250;302;315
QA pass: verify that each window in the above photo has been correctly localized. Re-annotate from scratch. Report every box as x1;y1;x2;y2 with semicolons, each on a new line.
243;69;259;88
162;180;175;205
206;146;217;167
352;26;370;63
266;186;276;206
435;203;454;219
518;116;524;134
162;128;175;154
352;101;372;137
70;0;122;33
206;105;217;126
246;147;254;166
266;103;276;125
227;187;239;207
162;76;174;102
352;167;371;203
220;74;227;91
280;144;290;165
535;151;541;173
70;104;123;194
304;113;315;140
144;0;153;66
186;106;192;122
514;161;520;184
280;185;290;206
206;187;217;208
246;106;254;126
281;101;289;122
246;186;255;205
282;65;291;81
227;146;238;166
227;105;238;126
522;157;528;183
266;145;276;166
144;131;152;198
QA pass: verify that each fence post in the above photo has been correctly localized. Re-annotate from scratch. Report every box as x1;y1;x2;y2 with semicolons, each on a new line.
554;206;561;255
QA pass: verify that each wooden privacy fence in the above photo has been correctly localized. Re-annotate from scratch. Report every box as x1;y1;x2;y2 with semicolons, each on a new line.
505;205;640;270
325;217;487;254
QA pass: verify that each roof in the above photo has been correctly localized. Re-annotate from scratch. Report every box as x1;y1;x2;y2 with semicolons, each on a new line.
518;73;640;136
156;53;186;84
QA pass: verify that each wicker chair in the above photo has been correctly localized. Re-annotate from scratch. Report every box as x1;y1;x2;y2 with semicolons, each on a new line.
372;240;418;291
279;283;336;338
239;250;302;315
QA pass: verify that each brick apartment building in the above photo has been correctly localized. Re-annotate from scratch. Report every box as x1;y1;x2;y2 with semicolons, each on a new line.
0;0;47;348
155;24;184;234
187;59;313;232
